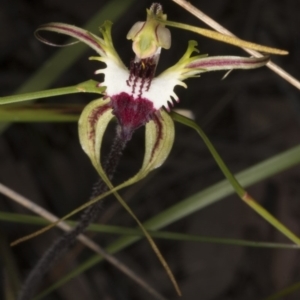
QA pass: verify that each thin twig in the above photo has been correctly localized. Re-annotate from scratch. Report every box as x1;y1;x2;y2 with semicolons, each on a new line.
172;0;300;90
0;183;167;300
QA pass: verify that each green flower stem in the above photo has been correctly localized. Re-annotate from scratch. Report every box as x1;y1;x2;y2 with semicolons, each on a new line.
34;142;300;299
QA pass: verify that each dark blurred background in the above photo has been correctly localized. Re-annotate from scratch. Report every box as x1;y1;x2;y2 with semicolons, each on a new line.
0;0;300;299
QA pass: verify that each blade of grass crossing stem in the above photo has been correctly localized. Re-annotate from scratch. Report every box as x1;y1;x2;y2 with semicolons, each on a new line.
1;211;299;249
171;111;300;245
0;105;82;122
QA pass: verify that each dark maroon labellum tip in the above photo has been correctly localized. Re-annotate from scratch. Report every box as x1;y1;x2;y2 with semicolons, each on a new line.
111;92;156;141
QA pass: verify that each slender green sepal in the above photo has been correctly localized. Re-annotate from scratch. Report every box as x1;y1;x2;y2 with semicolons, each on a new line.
171;111;300;245
78;102;179;295
160;20;288;55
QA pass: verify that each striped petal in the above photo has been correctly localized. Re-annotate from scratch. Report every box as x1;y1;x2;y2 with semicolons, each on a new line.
78;98;113;174
186;55;269;72
151;40;269;110
36;21;125;68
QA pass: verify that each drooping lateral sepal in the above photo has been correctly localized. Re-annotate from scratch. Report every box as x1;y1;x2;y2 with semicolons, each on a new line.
78;99;175;189
79;99;179;295
78;98;114;176
86;109;175;200
142;110;175;172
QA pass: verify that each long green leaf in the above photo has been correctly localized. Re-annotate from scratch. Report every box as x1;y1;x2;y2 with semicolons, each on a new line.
0;80;104;106
1;212;299;250
0;104;84;122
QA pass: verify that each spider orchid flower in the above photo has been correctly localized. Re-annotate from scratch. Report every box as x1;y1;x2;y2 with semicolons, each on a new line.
36;3;269;185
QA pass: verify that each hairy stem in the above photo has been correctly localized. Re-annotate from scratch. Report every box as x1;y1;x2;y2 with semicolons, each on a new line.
18;125;128;300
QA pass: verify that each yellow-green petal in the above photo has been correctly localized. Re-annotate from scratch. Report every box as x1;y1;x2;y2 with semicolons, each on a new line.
78;98;113;174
